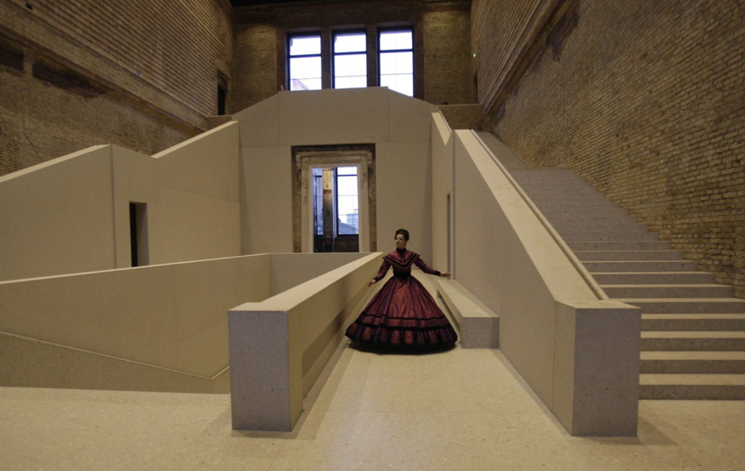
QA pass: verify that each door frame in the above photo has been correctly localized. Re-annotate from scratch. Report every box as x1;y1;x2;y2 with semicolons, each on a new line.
296;150;372;253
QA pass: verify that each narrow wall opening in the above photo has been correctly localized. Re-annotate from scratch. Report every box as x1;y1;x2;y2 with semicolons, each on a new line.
129;202;149;267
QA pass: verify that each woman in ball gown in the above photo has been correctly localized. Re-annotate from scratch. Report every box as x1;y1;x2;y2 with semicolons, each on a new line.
345;228;458;349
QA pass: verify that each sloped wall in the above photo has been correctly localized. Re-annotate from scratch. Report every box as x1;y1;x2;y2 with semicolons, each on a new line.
0;122;241;282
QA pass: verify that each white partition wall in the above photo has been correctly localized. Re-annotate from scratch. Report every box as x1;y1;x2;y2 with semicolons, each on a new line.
235;88;439;259
0;122;241;282
0;146;117;281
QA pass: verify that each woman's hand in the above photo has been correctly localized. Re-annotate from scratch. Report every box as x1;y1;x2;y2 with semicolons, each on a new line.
368;278;377;286
440;271;451;278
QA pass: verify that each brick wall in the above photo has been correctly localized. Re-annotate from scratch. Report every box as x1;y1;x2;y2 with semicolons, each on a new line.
424;10;472;105
482;0;745;297
233;23;278;111
471;0;556;116
0;0;233;176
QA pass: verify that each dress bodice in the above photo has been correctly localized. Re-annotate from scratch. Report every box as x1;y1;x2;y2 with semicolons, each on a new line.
374;248;441;281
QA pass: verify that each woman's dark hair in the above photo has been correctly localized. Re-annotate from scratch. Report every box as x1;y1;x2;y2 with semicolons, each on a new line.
395;228;410;241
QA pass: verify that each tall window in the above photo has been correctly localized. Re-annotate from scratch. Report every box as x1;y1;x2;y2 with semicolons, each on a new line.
288;34;322;91
333;31;367;89
336;167;359;235
379;28;414;97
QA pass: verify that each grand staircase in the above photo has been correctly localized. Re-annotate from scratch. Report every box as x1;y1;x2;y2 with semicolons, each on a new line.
477;133;745;399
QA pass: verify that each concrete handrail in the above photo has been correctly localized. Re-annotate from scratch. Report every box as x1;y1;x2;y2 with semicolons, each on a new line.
438;110;453;134
228;252;382;431
452;130;640;436
470;131;609;301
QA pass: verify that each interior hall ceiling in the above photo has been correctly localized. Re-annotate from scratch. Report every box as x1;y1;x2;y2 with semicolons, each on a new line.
230;0;386;6
229;0;465;6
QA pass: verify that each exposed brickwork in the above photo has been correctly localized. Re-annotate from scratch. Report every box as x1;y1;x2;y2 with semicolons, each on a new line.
0;0;232;176
233;23;278;111
424;10;472;105
0;39;193;175
471;0;553;115
439;104;482;130
5;0;233;117
485;0;745;297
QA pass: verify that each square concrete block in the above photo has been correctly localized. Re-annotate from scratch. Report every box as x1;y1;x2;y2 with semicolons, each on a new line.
229;309;294;431
554;300;641;437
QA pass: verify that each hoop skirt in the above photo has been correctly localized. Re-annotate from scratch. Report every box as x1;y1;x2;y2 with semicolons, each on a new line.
345;248;458;349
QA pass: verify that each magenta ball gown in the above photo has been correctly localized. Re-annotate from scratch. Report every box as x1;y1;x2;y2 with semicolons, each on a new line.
345;248;458;349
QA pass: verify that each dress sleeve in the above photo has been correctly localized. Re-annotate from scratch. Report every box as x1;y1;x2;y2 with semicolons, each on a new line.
374;258;391;281
414;257;441;276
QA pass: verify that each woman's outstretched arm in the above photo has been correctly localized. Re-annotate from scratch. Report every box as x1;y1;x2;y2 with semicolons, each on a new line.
414;257;450;278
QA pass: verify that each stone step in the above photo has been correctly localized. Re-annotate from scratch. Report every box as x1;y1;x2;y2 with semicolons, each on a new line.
592;272;715;284
544;217;640;228
640;331;745;351
642;314;745;331
532;201;628;211
603;284;733;299
515;177;597;185
585;260;700;272
639;374;745;399
574;250;685;261
540;205;632;217
568;240;672;251
524;191;613;201
517;179;608;186
640;351;745;374
620;298;745;314
561;230;659;241
552;224;653;237
512;170;587;178
530;198;624;208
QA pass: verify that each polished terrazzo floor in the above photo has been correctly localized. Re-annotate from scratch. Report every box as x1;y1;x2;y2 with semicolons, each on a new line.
2;344;744;471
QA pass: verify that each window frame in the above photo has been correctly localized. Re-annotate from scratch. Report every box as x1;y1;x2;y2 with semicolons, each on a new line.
377;26;415;97
331;29;368;90
287;32;323;91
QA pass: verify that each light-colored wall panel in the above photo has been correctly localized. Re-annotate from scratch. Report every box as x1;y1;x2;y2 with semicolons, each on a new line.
111;146;159;268
113;123;242;266
376;140;434;263
455;135;554;402
153;122;240;202
431;113;454;271
0;145;116;281
241;146;294;254
0;122;242;281
277;88;389;145
389;91;439;143
235;89;437;259
0;332;230;393
175;320;229;377
0;255;271;377
270;253;368;295
155;186;241;265
233;94;280;147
